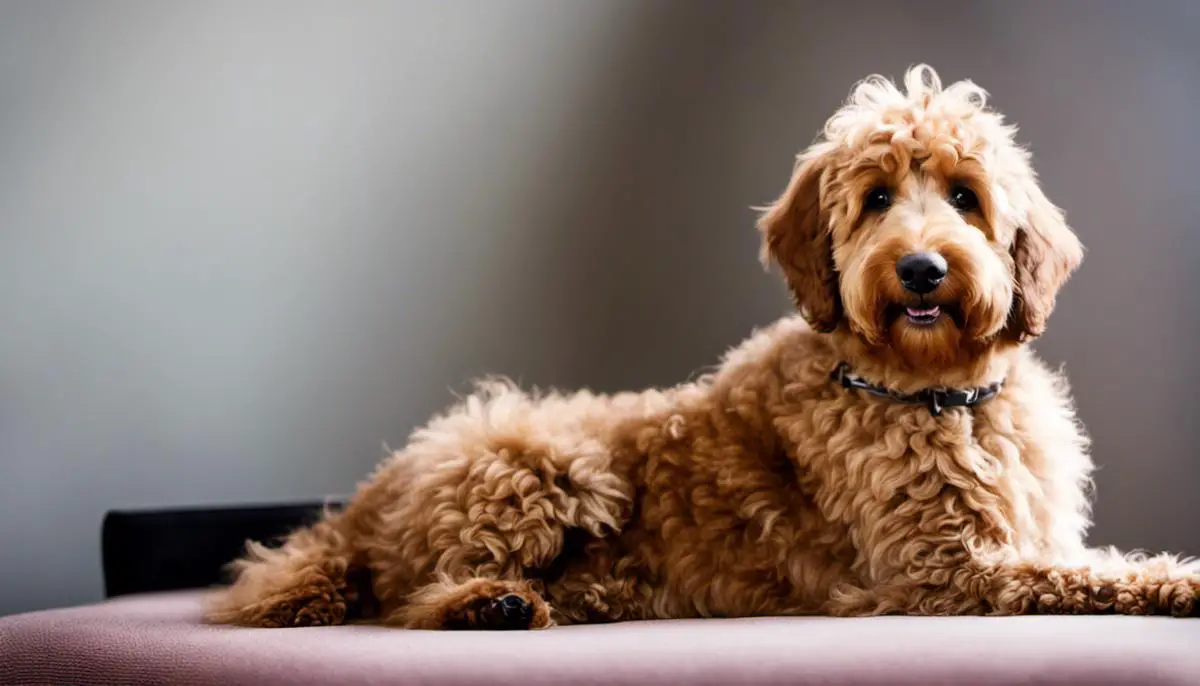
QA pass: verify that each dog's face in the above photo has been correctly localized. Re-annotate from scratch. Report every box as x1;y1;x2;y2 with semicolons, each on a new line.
759;66;1082;370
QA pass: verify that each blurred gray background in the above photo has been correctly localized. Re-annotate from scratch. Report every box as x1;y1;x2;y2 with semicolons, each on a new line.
2;0;1197;616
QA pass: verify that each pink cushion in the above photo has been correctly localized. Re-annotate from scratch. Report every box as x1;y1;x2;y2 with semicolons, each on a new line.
2;591;1199;685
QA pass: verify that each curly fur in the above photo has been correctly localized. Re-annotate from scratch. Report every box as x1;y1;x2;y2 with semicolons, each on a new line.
206;65;1199;629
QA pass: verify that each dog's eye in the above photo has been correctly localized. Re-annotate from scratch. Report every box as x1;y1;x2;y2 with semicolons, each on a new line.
949;184;979;212
863;186;891;212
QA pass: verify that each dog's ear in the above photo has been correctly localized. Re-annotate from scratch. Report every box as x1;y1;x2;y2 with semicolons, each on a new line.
1005;177;1083;341
757;145;841;332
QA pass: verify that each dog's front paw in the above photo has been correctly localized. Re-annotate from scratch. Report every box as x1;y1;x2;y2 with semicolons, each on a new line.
1107;578;1198;617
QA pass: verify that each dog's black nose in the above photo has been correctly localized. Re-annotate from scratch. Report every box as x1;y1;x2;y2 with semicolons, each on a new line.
896;252;948;294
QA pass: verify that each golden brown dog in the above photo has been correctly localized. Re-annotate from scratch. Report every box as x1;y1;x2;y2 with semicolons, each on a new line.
207;65;1199;630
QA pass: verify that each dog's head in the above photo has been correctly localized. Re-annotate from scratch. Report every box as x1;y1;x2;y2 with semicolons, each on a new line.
759;65;1082;370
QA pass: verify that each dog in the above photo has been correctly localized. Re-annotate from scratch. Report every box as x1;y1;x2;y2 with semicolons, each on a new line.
206;65;1199;630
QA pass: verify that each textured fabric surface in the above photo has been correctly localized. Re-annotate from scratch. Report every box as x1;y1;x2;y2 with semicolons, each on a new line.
2;592;1199;685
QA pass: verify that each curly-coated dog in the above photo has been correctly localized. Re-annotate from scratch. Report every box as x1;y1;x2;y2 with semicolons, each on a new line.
207;65;1199;630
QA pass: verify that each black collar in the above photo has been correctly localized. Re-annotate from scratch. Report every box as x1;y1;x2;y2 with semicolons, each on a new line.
830;362;1003;416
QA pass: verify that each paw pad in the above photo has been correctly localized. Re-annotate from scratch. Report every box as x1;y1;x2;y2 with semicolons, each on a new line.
478;594;534;630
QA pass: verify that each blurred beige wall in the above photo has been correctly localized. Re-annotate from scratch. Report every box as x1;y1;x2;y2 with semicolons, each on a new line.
1;0;1196;615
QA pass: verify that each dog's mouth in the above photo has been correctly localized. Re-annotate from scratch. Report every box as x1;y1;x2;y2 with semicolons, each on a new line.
904;305;941;326
887;302;964;328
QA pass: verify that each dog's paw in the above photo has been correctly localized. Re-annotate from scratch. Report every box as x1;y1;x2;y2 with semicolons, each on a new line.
1107;579;1198;617
441;584;551;631
476;594;536;630
1167;578;1200;617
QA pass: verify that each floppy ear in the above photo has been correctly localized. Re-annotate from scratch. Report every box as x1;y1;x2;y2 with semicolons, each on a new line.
1006;178;1083;341
757;146;841;332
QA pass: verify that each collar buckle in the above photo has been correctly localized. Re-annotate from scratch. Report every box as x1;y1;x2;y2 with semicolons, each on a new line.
830;362;851;387
927;389;948;416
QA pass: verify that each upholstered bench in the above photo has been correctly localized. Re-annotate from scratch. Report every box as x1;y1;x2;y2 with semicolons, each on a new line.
5;592;1200;685
2;503;1197;685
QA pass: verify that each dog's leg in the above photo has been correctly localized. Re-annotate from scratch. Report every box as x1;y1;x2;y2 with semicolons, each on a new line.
824;553;1200;617
364;402;635;629
377;437;632;629
204;514;357;627
547;575;656;624
813;466;1200;617
390;577;553;630
988;552;1200;617
541;539;657;624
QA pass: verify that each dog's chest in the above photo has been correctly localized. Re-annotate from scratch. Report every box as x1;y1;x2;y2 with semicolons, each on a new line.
788;401;1025;544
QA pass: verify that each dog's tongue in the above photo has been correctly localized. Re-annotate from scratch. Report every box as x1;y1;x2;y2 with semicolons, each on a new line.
906;305;940;318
